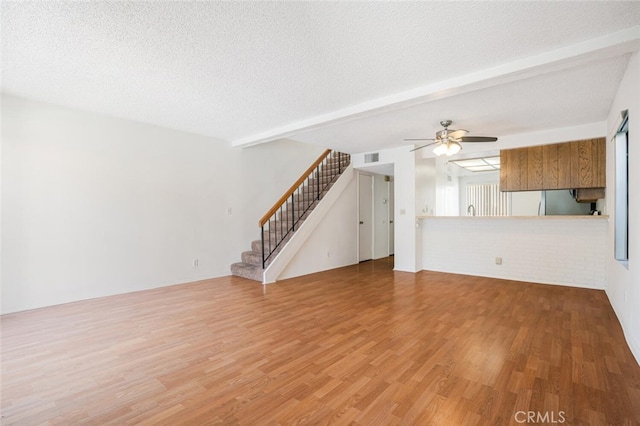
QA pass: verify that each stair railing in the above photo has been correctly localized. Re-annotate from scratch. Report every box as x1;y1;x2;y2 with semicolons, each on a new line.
258;149;350;268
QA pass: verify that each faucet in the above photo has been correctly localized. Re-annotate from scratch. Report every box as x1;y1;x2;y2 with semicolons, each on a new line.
467;204;476;216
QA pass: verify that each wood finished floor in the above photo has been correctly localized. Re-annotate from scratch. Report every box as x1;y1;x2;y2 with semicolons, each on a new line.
2;258;640;425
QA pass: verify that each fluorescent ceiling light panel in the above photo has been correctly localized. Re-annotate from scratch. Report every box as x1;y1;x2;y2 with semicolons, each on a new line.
451;156;501;172
466;165;496;172
453;159;488;167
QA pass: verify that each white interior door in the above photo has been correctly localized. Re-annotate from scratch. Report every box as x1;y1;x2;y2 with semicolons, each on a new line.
359;174;374;262
388;180;394;255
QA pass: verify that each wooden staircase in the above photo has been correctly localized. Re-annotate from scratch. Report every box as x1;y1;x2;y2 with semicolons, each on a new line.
231;150;351;282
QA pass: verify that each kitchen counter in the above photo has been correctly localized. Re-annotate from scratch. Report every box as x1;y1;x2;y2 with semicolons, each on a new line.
417;215;608;220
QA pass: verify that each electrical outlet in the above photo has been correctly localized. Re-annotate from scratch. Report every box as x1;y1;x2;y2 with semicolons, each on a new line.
193;258;199;268
226;207;232;215
495;257;502;265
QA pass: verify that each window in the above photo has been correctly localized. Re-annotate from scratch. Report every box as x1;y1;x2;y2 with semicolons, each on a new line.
466;183;511;216
615;111;629;262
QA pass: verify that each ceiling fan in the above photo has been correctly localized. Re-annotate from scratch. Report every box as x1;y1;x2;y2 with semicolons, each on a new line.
406;120;498;156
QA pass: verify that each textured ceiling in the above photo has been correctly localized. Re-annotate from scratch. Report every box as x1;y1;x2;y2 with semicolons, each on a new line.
293;55;631;154
2;1;640;154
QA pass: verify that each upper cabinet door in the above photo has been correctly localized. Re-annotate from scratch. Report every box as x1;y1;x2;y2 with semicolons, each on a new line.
557;141;573;188
595;137;606;187
542;143;572;189
542;144;559;189
527;145;544;190
500;150;509;190
500;147;528;191
570;138;606;189
570;140;593;188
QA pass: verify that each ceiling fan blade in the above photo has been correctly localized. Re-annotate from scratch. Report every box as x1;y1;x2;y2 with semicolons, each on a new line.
410;142;438;152
404;138;436;141
459;136;498;143
447;129;468;139
436;129;467;139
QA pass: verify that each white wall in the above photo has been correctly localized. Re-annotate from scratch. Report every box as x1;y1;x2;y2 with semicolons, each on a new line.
605;52;640;363
434;157;459;216
1;95;325;313
422;217;607;289
279;175;358;279
394;148;420;272
415;158;436;216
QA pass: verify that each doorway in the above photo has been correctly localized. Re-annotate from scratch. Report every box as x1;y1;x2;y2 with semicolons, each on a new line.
358;171;394;263
388;178;394;256
358;173;374;262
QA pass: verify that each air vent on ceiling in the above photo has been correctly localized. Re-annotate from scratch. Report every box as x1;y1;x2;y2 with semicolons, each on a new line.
364;153;379;163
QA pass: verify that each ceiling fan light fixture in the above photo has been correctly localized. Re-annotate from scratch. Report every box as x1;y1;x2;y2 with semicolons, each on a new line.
433;142;448;156
432;141;462;156
446;141;462;156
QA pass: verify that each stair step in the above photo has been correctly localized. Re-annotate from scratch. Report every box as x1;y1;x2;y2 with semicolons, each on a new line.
280;204;315;220
252;229;297;253
230;262;263;282
292;190;323;201
271;208;314;223
308;175;338;184
306;179;336;188
314;167;343;175
265;214;313;236
261;227;299;244
256;226;297;242
322;159;349;167
241;250;262;267
291;187;333;204
284;198;317;209
262;225;295;237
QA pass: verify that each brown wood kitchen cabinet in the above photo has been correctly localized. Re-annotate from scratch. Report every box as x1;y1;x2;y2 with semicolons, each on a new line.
500;137;605;192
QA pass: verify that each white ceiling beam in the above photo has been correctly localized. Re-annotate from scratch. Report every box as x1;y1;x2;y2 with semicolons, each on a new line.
232;25;640;148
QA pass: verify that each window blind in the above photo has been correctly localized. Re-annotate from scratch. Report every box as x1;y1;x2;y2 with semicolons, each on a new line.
466;183;511;216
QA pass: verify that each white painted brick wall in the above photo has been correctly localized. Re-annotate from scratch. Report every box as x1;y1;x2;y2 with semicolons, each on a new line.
421;218;608;289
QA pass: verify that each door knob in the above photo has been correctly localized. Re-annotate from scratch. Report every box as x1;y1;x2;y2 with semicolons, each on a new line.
359;221;364;224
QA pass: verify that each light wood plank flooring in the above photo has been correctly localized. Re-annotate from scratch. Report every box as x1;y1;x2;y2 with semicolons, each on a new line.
2;258;639;425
